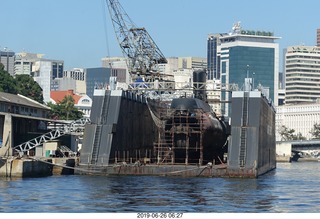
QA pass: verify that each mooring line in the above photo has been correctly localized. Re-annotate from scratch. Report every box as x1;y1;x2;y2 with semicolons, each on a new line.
29;157;104;174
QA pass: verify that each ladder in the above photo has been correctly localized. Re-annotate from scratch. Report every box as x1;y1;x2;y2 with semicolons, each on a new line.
90;92;110;164
91;125;102;164
239;92;249;167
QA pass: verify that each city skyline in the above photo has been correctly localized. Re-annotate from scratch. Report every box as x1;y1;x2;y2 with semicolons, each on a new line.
1;0;319;70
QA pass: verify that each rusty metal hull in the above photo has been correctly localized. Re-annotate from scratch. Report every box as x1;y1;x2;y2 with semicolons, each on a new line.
75;164;263;178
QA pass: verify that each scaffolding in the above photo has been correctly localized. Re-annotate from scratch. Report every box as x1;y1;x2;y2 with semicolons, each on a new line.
151;101;206;165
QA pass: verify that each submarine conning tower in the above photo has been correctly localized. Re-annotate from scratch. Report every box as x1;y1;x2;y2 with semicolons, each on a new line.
193;69;207;102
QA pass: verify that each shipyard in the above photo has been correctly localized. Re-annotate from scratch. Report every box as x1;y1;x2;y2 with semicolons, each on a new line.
2;0;320;214
1;0;319;178
0;0;281;179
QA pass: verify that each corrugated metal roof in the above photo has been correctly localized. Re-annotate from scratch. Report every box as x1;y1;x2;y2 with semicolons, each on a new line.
0;92;50;110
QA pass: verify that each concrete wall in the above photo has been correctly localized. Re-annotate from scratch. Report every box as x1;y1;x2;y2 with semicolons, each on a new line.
276;142;292;156
0;114;12;156
0;158;52;177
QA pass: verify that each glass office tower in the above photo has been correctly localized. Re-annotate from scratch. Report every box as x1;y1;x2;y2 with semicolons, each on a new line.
208;22;280;117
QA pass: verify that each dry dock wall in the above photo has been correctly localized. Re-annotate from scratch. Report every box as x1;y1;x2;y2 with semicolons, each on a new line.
228;91;276;176
80;90;157;166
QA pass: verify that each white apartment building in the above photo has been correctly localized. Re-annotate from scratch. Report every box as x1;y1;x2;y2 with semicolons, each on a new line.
276;103;320;141
285;46;320;104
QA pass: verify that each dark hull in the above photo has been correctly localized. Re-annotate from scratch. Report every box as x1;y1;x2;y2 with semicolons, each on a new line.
161;98;229;164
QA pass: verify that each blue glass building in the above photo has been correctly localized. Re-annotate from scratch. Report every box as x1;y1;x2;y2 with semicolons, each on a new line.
207;23;280;117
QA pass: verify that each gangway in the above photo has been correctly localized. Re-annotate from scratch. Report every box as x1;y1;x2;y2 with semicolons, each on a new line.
13;117;90;156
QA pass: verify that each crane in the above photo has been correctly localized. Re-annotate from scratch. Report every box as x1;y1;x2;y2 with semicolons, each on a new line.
106;0;167;82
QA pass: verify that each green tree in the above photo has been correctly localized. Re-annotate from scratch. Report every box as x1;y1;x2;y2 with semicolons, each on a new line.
0;67;44;104
292;132;306;140
47;95;83;120
278;125;295;141
0;67;17;94
279;125;306;140
310;123;320;139
15;74;44;103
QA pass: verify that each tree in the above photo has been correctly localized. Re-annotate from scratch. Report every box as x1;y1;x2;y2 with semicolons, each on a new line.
0;67;44;103
0;67;18;94
279;125;306;141
47;95;83;120
278;125;295;141
310;123;320;139
60;95;76;120
15;74;44;103
292;132;306;140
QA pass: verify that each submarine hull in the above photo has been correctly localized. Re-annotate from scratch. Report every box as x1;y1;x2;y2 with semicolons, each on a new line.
162;97;229;164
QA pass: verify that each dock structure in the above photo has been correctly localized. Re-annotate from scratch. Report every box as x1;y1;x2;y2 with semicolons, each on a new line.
228;90;276;176
0;91;87;178
77;84;276;178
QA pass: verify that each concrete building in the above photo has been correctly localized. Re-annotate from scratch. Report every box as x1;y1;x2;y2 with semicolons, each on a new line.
158;57;178;78
276;102;320;141
178;57;207;70
0;49;15;75
284;46;320;104
0;91;51;156
64;67;127;98
14;52;45;75
32;59;64;103
209;22;280;117
101;57;128;83
51;77;76;92
63;68;86;95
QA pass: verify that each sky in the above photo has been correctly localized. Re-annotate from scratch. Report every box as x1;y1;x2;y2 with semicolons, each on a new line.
1;0;320;70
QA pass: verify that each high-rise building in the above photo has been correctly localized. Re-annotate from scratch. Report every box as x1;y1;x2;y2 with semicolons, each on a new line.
285;46;320;104
207;34;227;80
32;59;64;103
210;22;280;116
14;52;45;75
0;49;15;75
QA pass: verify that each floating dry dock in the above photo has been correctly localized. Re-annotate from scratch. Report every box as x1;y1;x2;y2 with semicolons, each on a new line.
77;80;276;178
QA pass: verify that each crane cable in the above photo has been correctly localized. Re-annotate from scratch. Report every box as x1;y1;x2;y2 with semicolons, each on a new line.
101;0;111;63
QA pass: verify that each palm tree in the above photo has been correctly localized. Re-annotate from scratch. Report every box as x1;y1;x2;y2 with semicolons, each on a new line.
60;95;75;120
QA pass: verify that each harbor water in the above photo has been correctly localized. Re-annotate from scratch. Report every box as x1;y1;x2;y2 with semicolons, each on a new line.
0;162;320;213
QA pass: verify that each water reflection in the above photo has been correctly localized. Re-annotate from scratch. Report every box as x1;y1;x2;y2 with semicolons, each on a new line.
0;163;320;212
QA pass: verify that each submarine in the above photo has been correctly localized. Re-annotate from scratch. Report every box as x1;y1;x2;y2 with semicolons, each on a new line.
158;69;230;164
77;69;276;178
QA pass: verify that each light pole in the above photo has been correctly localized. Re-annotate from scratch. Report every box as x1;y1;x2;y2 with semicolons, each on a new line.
252;72;255;90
